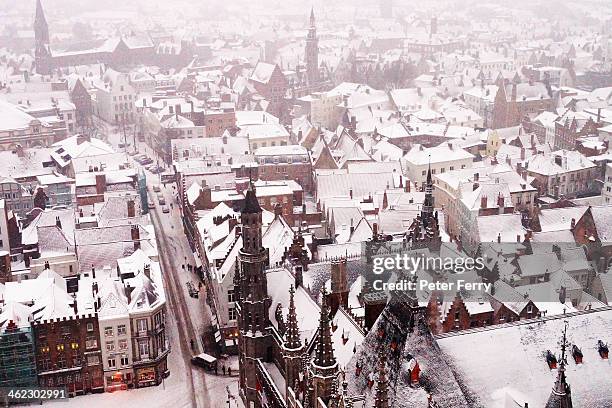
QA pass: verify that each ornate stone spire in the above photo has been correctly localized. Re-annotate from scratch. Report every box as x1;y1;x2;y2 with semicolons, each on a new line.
422;156;434;219
373;348;389;408
284;285;302;349
314;287;337;367
545;322;573;408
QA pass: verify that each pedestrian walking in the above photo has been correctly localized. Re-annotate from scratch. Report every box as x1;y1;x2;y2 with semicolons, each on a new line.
222;365;226;376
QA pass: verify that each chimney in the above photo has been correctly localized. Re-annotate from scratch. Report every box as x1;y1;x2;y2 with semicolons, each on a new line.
176;104;182;115
44;261;50;270
274;203;283;218
520;147;525;160
473;182;479;191
349;189;353;199
570;218;576;230
350;218;355;235
131;225;140;250
497;232;501;243
55;216;62;229
125;282;134;304
480;195;488;209
474;172;479;181
169;105;174;114
372;222;378;237
72;297;78;315
597;108;602;124
497;193;504;208
144;263;151;279
127;199;135;218
95;174;106;195
15;144;24;157
559;285;566;304
406;181;411;193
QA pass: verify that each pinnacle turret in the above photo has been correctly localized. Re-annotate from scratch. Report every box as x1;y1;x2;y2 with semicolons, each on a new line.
314;287;336;367
284;285;302;349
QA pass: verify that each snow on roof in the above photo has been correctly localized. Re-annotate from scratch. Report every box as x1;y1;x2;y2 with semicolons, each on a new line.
403;142;474;165
438;308;612;408
477;213;525;243
267;268;319;345
0;302;32;331
537;206;589;232
250;62;278;84
0;100;40;131
524;150;596;176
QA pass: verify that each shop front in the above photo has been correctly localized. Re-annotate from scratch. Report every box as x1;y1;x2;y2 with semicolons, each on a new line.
105;370;132;392
135;367;157;388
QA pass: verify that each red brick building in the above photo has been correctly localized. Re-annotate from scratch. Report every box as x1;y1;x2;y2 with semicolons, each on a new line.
255;145;313;192
33;311;104;396
491;80;553;129
249;62;287;119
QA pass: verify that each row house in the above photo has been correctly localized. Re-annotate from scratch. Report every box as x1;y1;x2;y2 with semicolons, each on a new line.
519;150;598;199
254;145;313;193
427;280;540;335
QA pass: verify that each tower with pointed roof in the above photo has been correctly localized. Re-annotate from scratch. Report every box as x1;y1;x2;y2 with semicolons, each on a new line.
422;160;434;222
34;0;52;75
236;181;272;407
305;7;320;86
405;159;441;251
307;287;339;407
545;323;573;408
282;285;306;398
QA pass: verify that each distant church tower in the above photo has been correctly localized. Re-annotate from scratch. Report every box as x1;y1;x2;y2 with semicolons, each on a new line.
34;0;52;75
236;181;272;408
305;7;319;86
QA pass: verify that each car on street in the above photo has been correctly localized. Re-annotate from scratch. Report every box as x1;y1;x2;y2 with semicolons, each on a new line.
141;158;154;165
162;206;169;213
158;196;166;205
148;200;155;209
191;353;217;371
153;185;161;193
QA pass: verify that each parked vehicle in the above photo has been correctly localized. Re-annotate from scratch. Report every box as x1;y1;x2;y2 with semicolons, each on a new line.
148;200;155;209
153;185;161;193
191;353;217;371
162;206;169;213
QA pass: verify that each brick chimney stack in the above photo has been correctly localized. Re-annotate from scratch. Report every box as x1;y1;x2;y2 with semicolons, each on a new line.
95;174;106;195
127;199;135;218
131;225;140;250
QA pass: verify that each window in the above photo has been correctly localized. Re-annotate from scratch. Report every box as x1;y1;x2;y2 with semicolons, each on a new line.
108;358;116;369
104;327;113;337
422;170;426;176
106;342;115;352
228;307;238;321
120;355;129;366
138;341;149;357
87;323;94;332
86;355;100;366
118;339;128;350
117;325;127;336
137;319;148;333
